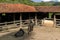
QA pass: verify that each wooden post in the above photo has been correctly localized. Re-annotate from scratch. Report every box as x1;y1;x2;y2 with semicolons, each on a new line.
5;22;7;27
0;16;1;23
43;18;45;26
54;13;56;27
29;13;30;20
5;14;7;27
35;13;37;26
13;14;15;25
20;13;22;27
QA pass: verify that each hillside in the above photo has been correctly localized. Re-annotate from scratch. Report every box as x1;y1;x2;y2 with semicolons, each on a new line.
0;0;60;6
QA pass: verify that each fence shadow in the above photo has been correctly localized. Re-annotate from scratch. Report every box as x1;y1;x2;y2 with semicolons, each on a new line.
0;31;35;40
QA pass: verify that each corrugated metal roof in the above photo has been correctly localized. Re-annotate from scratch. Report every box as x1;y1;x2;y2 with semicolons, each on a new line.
0;3;60;13
35;6;60;12
0;3;36;13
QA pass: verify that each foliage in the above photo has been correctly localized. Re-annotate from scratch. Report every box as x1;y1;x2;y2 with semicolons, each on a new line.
0;0;60;6
53;2;60;6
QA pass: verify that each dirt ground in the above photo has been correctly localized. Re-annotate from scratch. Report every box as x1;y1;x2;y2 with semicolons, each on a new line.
0;26;60;40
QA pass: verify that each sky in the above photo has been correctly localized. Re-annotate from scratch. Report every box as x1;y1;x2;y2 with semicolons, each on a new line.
32;0;60;2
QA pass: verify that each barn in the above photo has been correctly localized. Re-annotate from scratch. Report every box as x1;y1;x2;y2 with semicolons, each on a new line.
0;3;60;29
35;6;60;27
0;3;37;29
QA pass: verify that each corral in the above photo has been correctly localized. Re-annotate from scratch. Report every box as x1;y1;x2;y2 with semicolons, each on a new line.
0;3;60;30
0;3;60;40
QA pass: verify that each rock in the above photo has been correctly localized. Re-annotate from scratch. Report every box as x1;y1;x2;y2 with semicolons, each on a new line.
14;28;25;37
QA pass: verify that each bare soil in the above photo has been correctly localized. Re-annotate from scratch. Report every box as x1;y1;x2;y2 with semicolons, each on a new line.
0;26;60;40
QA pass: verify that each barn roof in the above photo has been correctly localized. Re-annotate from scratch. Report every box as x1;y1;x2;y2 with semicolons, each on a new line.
0;3;36;13
35;6;60;12
0;3;60;13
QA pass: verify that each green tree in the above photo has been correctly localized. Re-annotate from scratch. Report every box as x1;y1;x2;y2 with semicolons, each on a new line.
0;0;57;6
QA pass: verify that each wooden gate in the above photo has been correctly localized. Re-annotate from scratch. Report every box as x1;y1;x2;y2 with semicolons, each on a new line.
54;13;60;27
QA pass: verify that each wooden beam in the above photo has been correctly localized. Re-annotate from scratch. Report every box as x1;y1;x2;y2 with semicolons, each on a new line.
13;14;15;25
35;13;37;25
20;13;22;27
29;13;30;20
0;16;1;23
54;13;56;27
5;22;7;27
4;14;7;27
55;13;60;15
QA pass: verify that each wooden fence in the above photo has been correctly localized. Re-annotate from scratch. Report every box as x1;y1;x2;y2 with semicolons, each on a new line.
0;20;30;31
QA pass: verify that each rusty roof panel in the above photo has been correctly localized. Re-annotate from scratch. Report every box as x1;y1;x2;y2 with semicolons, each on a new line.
35;6;60;12
0;3;60;13
0;3;37;13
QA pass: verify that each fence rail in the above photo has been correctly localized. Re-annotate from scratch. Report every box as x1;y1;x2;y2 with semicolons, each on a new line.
56;19;60;27
0;20;30;31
